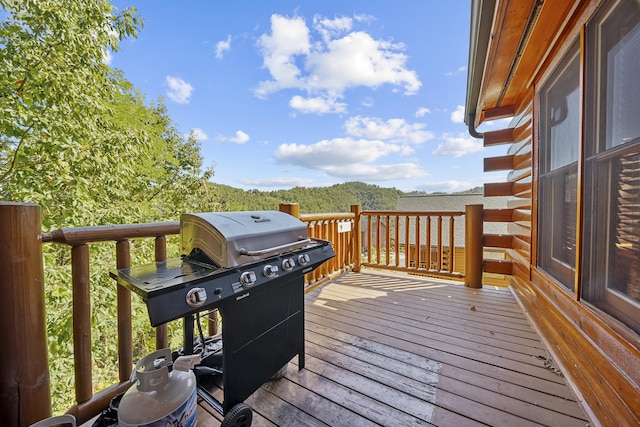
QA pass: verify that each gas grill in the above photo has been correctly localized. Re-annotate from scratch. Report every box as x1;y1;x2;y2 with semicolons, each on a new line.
110;210;335;426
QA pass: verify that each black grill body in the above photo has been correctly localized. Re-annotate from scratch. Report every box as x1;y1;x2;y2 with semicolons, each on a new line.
110;211;335;422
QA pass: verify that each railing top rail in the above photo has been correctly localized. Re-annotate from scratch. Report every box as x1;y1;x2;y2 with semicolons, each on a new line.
361;210;465;217
300;212;355;221
41;222;180;246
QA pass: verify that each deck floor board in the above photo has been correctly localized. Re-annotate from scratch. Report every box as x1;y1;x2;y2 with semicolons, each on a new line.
196;270;590;426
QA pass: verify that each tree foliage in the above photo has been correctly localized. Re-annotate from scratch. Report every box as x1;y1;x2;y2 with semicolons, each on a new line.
209;181;404;213
1;0;216;413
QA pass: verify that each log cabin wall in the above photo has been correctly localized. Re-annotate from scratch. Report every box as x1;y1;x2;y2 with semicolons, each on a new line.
468;0;640;424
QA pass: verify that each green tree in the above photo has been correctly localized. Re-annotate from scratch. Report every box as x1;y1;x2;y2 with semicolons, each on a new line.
0;0;141;225
1;1;220;413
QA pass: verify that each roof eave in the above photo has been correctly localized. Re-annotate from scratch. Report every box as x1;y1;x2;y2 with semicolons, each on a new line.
465;0;497;134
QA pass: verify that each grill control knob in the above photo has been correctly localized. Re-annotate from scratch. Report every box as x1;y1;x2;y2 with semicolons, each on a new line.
240;271;256;288
263;264;279;278
282;258;295;272
186;287;207;308
298;253;310;266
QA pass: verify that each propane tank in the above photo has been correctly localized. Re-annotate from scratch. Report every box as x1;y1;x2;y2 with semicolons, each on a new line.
118;348;200;427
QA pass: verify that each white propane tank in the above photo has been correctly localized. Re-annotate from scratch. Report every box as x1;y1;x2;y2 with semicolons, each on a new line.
118;348;200;427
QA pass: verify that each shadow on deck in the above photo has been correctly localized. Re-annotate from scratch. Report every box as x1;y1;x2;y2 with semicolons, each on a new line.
197;270;590;426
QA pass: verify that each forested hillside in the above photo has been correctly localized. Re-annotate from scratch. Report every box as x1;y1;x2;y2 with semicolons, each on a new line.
209;181;403;213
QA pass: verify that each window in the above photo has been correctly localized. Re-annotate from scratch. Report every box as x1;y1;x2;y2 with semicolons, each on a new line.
582;0;640;333
537;41;580;291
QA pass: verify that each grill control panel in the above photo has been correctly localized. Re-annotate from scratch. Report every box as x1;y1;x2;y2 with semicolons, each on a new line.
111;240;335;327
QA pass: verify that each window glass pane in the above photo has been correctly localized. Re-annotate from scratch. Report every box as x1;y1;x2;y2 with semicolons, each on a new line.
537;41;580;290
550;86;580;169
582;0;640;334
606;13;640;148
610;152;640;300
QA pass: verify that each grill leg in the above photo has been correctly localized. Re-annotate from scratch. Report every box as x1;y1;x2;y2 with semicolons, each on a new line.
184;315;194;354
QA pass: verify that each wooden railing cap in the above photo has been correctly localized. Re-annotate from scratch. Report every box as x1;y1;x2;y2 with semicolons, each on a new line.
41;222;180;246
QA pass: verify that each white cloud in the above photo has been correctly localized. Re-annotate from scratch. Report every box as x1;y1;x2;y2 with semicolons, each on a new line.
275;138;403;169
415;107;430;117
189;128;208;141
306;31;421;94
416;180;477;193
166;76;194;104
432;133;484;157
289;95;346;114
323;163;428;181
255;14;421;114
344;116;434;144
450;105;465;123
240;176;315;187
215;35;232;59
230;131;250;144
445;66;467;76
313;15;353;43
218;130;250;144
255;14;310;96
273;137;425;181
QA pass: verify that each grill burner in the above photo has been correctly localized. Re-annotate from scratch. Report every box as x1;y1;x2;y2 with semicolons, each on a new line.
110;210;335;425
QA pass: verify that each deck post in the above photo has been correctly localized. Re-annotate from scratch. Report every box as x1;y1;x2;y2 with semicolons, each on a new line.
351;205;362;272
279;203;300;218
0;203;52;425
465;204;484;288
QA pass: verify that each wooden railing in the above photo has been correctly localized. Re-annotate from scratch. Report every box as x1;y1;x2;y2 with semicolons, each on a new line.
281;203;359;291
360;209;465;279
0;202;486;425
40;222;180;422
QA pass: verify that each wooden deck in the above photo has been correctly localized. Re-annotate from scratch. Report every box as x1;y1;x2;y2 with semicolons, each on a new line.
197;270;591;426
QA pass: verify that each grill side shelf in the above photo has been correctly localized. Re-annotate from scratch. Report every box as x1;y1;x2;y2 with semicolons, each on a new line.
109;258;220;299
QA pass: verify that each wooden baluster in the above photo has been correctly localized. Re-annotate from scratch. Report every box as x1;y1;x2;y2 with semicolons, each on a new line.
394;216;400;267
426;216;432;270
341;220;345;270
116;240;133;382
384;215;390;265
335;220;341;269
319;221;324;279
154;236;170;347
72;244;92;404
449;216;456;273
367;215;372;263
415;216;421;269
351;205;362;272
375;215;381;265
437;216;443;271
404;215;410;267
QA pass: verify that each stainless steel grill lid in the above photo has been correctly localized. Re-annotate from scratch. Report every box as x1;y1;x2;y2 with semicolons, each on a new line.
180;211;309;268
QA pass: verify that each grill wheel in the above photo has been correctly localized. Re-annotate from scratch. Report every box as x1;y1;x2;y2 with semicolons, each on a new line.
221;403;253;427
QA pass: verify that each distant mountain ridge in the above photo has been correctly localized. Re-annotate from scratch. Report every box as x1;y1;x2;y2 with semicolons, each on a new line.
206;181;483;213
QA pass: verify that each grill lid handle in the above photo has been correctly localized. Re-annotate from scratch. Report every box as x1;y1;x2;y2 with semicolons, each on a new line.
238;238;311;257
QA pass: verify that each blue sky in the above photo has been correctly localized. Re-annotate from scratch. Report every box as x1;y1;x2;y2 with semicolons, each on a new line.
109;1;508;193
